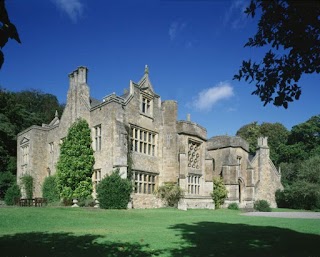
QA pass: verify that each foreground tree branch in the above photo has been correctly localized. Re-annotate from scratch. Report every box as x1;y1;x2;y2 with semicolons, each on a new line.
234;0;320;108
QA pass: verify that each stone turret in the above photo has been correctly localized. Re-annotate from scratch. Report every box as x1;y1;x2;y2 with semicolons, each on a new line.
253;136;282;207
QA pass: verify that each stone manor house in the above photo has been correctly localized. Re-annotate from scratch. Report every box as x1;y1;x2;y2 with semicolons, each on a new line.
17;66;283;208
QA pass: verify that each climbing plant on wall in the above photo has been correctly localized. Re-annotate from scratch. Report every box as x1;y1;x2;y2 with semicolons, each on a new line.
56;118;94;201
20;174;33;199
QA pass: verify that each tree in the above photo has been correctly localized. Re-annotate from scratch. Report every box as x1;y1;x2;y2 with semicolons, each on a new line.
0;0;21;68
278;115;320;163
236;122;260;156
0;88;64;175
234;0;320;108
276;155;320;210
56;118;94;201
236;121;289;165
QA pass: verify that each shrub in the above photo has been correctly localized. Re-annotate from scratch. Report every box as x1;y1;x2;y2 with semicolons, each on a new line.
42;176;60;203
276;181;320;210
211;177;228;209
254;200;271;212
20;174;33;199
155;182;184;207
4;184;21;205
78;197;95;207
228;203;239;210
97;170;132;209
0;171;15;199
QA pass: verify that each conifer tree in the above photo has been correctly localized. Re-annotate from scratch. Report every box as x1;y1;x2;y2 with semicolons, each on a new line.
56;118;94;200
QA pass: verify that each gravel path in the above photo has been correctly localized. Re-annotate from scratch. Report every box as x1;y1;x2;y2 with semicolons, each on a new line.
242;212;320;219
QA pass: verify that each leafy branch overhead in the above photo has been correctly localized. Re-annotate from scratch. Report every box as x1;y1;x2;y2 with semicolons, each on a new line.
0;0;21;68
234;0;320;108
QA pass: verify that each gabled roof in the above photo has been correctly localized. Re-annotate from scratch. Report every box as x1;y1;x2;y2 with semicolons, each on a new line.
137;65;155;95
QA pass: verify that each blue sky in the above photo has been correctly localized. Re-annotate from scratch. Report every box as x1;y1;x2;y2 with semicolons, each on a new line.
1;0;319;138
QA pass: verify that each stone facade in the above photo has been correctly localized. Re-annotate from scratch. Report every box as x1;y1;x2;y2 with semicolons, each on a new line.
16;66;283;208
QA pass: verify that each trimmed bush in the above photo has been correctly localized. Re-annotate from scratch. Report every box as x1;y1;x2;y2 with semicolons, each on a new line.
211;177;228;209
97;170;132;209
155;182;184;207
42;176;60;203
20;174;33;199
4;184;21;205
228;203;239;210
254;200;271;212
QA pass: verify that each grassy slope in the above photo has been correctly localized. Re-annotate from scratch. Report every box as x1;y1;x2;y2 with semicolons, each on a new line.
0;207;319;257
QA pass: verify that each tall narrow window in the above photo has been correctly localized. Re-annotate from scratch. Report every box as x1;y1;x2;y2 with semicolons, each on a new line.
141;95;153;116
94;125;101;151
21;144;29;174
93;169;101;196
130;126;156;156
49;142;54;168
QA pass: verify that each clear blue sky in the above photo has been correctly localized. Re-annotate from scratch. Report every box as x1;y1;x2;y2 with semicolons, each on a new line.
1;0;319;138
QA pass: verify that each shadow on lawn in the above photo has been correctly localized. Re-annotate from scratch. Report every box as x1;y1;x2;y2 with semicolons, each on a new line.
0;232;161;257
168;222;320;257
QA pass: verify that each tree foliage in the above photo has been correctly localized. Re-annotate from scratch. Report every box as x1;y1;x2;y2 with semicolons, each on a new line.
0;88;64;176
4;183;20;205
56;118;94;201
236;121;289;165
211;177;228;209
278;115;320;164
234;0;320;108
0;170;15;199
0;0;21;69
96;170;132;209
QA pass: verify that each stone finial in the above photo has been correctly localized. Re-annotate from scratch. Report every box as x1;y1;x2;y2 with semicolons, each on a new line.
55;110;58;118
187;113;191;121
144;65;149;74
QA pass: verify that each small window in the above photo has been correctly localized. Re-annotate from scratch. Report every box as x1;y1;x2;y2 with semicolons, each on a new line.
141;95;153;116
94;125;101;151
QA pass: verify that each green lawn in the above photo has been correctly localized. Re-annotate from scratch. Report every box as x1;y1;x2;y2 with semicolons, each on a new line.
0;207;319;257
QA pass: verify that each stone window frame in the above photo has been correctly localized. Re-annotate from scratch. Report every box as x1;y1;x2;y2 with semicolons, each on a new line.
48;142;54;168
21;144;29;166
134;171;157;194
140;93;153;117
92;169;101;196
130;126;156;156
188;140;201;169
94;124;102;151
49;142;54;154
187;173;201;195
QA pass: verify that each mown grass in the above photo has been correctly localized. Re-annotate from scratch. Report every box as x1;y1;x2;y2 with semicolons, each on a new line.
0;207;319;256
